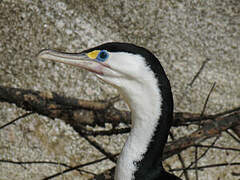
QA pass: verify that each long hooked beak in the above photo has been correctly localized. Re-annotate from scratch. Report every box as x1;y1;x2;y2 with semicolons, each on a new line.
37;49;104;75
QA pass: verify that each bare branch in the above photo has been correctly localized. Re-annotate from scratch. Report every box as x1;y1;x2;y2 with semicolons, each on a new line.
169;132;190;180
232;124;240;138
163;111;239;159
195;144;240;152
1;85;240;179
171;162;240;171
0;85;130;127
79;132;117;163
188;58;210;87
194;146;199;180
200;82;216;116
179;136;219;177
0;159;82;174
0;112;34;130
42;156;110;180
177;58;210;107
226;129;240;144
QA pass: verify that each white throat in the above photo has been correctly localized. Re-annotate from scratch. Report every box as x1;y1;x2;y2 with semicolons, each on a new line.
114;59;162;180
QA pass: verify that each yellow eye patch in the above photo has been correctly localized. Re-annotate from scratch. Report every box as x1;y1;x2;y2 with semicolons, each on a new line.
87;50;100;59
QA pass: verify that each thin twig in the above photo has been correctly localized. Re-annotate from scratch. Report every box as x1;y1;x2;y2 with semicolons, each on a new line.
171;162;240;171
0;112;34;130
179;136;219;177
0;159;82;174
207;107;240;120
200;82;216;116
42;157;109;180
179;106;240;125
80;132;117;163
194;146;198;180
194;83;216;180
226;130;240;144
169;132;189;180
177;58;210;107
189;59;210;87
195;144;240;152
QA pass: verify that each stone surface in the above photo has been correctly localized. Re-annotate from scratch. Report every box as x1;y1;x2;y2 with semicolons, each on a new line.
0;0;239;179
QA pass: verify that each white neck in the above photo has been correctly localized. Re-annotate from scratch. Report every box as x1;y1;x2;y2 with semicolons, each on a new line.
114;66;162;180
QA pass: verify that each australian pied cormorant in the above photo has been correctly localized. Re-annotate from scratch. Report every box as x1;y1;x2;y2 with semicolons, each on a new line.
38;42;182;180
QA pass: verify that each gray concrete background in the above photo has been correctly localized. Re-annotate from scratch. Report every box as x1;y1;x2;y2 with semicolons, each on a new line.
0;0;239;179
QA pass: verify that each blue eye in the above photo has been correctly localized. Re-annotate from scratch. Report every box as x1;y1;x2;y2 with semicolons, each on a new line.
96;50;109;62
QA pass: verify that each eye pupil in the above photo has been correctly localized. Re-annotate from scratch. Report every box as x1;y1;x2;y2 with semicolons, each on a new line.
97;50;109;62
100;51;107;59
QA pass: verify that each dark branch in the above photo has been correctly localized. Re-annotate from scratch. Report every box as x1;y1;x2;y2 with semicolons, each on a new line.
1;85;240;179
200;82;216;116
179;136;219;177
195;144;240;152
42;157;110;180
163;111;239;159
169;132;190;180
188;58;210;87
0;112;34;130
79;132;117;163
171;162;240;171
0;159;82;174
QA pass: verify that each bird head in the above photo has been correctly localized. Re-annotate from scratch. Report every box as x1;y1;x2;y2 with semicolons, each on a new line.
38;42;162;95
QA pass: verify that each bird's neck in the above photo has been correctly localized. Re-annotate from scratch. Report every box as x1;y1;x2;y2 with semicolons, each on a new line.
115;72;173;180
